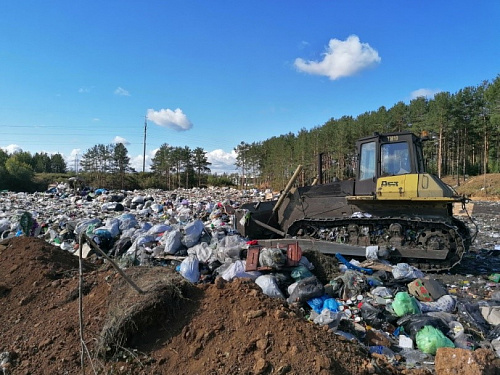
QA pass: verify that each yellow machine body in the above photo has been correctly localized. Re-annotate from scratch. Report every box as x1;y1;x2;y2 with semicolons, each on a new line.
375;173;459;201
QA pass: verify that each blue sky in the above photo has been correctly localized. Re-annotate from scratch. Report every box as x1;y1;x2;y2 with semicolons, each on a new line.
1;1;499;174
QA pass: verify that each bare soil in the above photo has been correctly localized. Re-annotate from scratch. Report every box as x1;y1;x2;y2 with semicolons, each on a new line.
0;237;433;375
442;173;500;199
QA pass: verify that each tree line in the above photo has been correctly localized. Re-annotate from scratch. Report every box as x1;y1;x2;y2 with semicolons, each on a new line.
0;149;67;191
78;142;220;190
235;75;500;190
3;74;499;192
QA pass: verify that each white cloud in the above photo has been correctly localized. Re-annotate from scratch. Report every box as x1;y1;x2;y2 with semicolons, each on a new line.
298;40;309;49
113;136;130;145
1;144;22;154
125;148;236;175
410;88;442;100
114;87;130;96
70;148;81;158
78;87;92;93
147;108;193;131
130;149;156;172
294;35;381;80
51;149;81;172
207;149;237;174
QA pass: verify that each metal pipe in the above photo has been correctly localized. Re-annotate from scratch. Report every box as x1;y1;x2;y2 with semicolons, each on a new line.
272;164;303;214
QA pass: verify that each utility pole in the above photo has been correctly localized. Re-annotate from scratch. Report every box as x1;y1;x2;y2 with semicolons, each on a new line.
143;115;147;173
74;153;79;175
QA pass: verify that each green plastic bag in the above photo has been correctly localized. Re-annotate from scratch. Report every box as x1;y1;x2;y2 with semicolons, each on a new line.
392;292;421;317
416;325;455;355
291;265;314;280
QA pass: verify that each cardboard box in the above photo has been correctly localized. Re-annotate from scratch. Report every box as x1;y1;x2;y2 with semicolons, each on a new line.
407;278;447;302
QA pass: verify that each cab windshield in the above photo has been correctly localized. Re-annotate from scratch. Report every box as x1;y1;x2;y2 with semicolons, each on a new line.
381;142;410;176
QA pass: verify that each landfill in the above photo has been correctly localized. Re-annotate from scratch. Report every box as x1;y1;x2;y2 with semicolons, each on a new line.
1;183;500;374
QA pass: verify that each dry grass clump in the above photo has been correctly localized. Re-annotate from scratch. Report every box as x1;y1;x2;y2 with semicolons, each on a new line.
96;267;199;358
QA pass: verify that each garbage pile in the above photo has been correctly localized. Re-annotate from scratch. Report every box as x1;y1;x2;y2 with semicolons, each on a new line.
1;186;500;373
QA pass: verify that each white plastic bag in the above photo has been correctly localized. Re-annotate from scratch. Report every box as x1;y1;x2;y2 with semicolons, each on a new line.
220;260;261;281
188;242;213;263
162;230;182;255
179;255;200;283
392;263;425;280
255;275;285;299
182;220;204;248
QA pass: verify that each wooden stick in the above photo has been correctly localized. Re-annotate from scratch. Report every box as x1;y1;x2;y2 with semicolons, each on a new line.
78;234;85;373
84;234;145;294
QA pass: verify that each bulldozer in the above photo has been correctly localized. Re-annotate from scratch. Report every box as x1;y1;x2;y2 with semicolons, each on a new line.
235;131;473;271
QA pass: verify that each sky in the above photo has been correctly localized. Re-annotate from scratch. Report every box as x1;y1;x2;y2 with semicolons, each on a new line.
1;1;499;174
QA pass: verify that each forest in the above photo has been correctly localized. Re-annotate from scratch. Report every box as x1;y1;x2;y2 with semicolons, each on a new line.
1;75;499;192
235;75;500;190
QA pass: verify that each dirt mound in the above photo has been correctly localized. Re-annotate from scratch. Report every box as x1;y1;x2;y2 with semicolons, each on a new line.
0;237;430;374
442;173;500;199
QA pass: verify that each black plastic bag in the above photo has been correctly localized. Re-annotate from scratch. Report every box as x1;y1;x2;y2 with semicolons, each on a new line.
456;301;490;339
287;276;324;304
397;314;450;341
361;302;386;328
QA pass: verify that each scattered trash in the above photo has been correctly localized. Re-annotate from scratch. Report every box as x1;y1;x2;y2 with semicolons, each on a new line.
1;186;500;373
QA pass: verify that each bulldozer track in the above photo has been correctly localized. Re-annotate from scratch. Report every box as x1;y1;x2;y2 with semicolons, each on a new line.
288;216;470;272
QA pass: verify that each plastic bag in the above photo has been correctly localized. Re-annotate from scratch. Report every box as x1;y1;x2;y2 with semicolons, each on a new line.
255;275;285;299
299;255;314;270
392;263;425;280
214;235;247;262
147;223;171;236
415;325;454;355
418;294;456;313
366;245;379;260
182;220;204;248
96;222;120;239
187;242;213;263
313;308;341;328
287;276;324;304
397;314;450;341
290;265;314;280
119;217;138;232
307;295;329;314
399;348;433;366
391;292;421;317
334;270;368;300
74;218;102;236
361;302;386;328
456;301;490;339
131;195;145;204
220;260;261;281
370;286;393;299
259;247;286;268
323;298;340;312
179;254;200;283
93;228;114;250
0;218;10;234
110;236;132;257
162;230;182;255
150;203;163;213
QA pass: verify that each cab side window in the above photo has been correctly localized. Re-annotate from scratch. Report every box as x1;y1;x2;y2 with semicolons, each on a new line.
359;142;376;180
